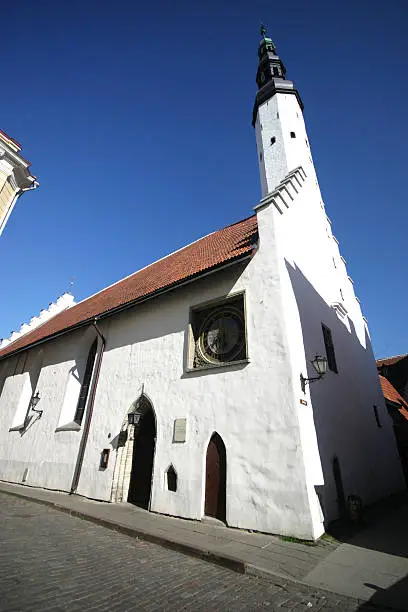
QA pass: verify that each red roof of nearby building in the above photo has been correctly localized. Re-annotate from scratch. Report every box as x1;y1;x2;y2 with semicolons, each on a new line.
379;375;408;421
0;215;258;361
377;354;408;367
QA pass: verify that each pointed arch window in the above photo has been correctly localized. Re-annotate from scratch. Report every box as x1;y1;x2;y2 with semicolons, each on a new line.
74;339;97;425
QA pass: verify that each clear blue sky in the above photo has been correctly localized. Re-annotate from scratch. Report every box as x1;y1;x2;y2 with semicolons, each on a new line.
1;0;406;358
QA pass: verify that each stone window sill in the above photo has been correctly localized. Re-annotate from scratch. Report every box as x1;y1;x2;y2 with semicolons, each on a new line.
184;358;250;375
55;422;81;432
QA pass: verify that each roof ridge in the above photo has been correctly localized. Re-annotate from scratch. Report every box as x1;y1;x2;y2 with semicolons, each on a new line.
0;214;258;361
66;214;257;314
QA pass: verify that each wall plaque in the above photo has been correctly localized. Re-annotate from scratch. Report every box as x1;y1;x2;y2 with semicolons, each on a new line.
173;418;187;443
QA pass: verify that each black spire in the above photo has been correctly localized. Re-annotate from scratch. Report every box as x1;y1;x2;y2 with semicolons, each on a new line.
252;26;303;126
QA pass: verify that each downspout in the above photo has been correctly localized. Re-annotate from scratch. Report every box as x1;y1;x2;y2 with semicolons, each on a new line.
70;318;106;494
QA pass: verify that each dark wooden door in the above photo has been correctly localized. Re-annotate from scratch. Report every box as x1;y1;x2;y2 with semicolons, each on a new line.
205;434;226;521
128;410;156;508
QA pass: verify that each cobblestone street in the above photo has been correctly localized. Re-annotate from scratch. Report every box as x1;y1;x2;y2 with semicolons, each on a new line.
0;494;379;611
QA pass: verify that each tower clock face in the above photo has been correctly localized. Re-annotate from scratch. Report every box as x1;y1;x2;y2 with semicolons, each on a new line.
199;306;245;364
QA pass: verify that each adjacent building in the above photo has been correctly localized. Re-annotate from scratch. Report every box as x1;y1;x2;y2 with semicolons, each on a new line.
0;130;38;237
0;30;403;540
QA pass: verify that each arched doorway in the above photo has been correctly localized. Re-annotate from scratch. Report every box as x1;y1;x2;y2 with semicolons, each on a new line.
205;433;226;521
128;398;156;509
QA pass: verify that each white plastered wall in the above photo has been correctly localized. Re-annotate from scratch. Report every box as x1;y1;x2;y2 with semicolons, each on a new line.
254;91;404;525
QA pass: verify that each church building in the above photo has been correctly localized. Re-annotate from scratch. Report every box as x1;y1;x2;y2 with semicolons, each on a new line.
0;30;403;540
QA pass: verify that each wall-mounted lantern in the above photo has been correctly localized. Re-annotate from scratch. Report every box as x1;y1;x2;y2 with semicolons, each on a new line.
29;391;42;416
300;355;328;393
128;412;142;426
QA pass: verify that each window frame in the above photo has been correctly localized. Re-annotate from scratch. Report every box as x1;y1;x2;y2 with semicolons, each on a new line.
74;339;98;425
322;323;338;373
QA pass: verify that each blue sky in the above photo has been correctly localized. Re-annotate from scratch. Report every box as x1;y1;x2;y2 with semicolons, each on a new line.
1;0;406;358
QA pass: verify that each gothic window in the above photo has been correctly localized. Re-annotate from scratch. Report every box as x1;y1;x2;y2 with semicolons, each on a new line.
166;465;177;492
273;66;279;76
74;339;98;425
190;294;247;370
322;324;338;373
290;131;296;138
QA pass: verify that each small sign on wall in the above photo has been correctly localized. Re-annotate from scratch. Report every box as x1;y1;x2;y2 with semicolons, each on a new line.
99;448;110;469
173;418;187;443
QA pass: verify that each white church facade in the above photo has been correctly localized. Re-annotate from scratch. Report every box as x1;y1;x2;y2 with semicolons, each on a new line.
0;31;404;540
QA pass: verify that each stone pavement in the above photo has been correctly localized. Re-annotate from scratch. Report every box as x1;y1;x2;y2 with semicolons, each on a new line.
1;480;408;610
0;494;370;611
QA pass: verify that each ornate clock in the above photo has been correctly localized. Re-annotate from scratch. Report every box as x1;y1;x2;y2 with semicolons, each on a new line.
198;306;245;365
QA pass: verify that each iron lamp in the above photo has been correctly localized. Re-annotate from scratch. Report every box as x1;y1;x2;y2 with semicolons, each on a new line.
300;355;328;393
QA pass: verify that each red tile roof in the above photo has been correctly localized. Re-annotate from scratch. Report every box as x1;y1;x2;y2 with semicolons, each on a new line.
0;215;258;361
379;375;408;421
376;354;408;367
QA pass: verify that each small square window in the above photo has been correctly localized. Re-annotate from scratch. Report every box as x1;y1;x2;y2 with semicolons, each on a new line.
322;324;338;373
290;131;296;138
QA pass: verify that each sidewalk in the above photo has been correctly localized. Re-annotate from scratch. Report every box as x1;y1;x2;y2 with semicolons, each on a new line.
1;480;408;609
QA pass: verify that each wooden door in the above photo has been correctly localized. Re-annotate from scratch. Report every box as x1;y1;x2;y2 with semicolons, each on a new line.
205;433;226;521
128;409;156;508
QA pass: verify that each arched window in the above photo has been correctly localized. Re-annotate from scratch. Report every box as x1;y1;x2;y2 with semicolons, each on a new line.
74;339;97;425
166;465;177;492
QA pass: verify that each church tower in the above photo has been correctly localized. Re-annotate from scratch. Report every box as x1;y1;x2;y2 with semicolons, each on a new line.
253;27;313;198
0;130;38;237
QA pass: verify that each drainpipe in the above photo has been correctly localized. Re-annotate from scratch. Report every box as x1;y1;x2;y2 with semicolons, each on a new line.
70;318;106;494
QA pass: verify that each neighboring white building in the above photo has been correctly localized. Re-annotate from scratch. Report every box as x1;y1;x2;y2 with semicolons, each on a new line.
0;130;38;237
0;30;403;540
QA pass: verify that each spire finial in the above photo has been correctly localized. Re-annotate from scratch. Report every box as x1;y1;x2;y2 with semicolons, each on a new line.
260;23;267;38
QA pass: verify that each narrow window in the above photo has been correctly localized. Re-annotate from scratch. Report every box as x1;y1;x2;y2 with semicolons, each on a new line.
373;405;382;428
273;66;279;76
290;131;296;138
276;112;279;119
322;324;338;373
340;288;344;301
333;257;337;269
270;136;276;145
260;152;263;161
74;339;98;424
305;139;309;148
167;465;177;492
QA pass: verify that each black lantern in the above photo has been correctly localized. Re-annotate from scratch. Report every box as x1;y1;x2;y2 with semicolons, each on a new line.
128;412;142;426
300;355;328;393
30;391;42;415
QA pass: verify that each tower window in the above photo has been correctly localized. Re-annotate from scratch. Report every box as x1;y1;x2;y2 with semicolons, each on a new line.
373;405;382;428
305;139;309;148
270;137;276;145
340;288;344;301
260;152;263;161
290;131;296;138
273;67;279;76
322;324;338;373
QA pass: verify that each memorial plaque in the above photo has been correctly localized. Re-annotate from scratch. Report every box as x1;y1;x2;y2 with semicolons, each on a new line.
173;418;187;443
